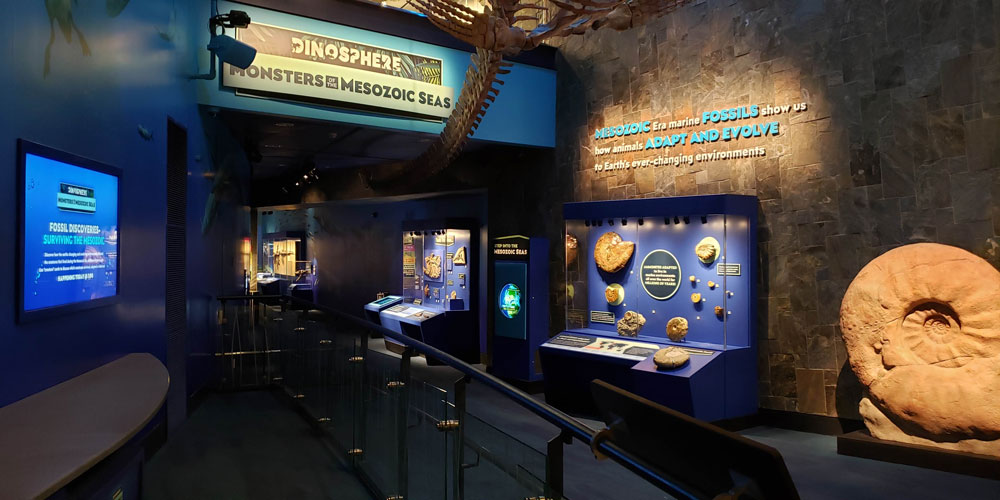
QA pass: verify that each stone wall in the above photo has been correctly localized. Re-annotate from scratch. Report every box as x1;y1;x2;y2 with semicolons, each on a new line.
551;0;1000;417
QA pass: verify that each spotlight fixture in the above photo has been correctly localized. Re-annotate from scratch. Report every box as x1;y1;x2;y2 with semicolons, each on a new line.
597;219;603;226
585;220;591;227
674;216;680;224
638;218;644;226
664;217;671;225
683;216;690;224
621;218;627;226
701;215;708;224
608;218;614;226
190;7;256;80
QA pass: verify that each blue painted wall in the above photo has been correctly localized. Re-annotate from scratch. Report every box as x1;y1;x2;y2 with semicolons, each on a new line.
0;0;247;413
197;1;556;147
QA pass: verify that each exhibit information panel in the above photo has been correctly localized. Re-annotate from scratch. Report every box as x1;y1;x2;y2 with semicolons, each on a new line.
20;142;119;318
565;214;750;350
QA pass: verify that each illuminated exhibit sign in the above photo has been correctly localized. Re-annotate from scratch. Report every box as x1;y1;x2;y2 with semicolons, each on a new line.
223;23;455;119
591;102;808;171
18;141;120;322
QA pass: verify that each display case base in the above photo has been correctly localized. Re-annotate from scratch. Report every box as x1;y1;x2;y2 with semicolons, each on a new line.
837;430;1000;479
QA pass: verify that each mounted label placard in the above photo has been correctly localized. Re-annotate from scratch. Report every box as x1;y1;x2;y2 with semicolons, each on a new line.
224;23;455;119
717;263;742;276
639;249;682;300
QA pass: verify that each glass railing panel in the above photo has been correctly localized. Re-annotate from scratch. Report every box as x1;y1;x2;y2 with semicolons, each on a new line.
278;308;305;397
461;411;550;500
357;349;405;498
406;380;451;500
325;325;362;448
299;315;327;421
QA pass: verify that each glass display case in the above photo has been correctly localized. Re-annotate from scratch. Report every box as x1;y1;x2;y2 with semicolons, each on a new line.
373;219;480;364
541;195;758;421
564;213;751;351
261;231;303;277
402;228;472;311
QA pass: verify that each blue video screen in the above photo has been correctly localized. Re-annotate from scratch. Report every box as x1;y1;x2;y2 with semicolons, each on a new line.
22;151;119;312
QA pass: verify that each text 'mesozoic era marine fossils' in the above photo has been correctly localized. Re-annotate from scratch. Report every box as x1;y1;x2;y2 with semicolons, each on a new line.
840;243;1000;456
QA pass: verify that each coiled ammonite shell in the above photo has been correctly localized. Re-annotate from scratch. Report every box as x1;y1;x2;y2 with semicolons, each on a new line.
666;317;688;342
653;347;690;369
594;232;635;273
840;243;1000;456
566;234;579;267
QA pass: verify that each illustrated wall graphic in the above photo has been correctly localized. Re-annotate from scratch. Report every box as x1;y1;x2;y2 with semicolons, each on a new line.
43;0;131;77
840;243;1000;457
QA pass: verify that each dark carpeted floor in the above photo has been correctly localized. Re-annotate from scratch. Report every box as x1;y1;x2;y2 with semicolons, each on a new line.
143;390;373;500
142;343;1000;500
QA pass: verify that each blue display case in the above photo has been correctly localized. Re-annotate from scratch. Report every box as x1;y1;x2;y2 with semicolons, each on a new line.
540;195;758;421
379;219;480;363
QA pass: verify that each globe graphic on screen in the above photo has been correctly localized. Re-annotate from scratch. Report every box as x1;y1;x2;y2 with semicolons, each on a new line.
499;283;522;319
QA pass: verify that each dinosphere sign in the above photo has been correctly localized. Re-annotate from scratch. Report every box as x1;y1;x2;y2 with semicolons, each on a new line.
223;23;455;119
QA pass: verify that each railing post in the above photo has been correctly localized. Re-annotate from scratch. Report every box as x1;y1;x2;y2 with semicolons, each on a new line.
396;347;414;500
545;430;572;499
453;375;470;500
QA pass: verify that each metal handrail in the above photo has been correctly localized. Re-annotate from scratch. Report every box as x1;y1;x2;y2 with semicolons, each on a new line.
218;293;700;500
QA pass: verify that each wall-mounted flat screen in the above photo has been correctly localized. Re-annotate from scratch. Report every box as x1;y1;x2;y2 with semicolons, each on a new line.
18;140;121;323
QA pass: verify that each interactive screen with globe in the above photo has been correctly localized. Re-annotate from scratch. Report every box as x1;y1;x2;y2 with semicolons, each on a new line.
18;141;121;322
499;283;522;319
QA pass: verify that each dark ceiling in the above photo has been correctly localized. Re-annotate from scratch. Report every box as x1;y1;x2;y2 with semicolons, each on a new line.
219;108;452;180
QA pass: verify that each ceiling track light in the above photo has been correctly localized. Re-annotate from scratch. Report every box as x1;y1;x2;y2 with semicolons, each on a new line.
683;216;690;224
621;218;627;226
701;216;708;224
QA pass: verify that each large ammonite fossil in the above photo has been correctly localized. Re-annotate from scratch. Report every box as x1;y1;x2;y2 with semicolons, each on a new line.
840;243;1000;456
594;232;635;273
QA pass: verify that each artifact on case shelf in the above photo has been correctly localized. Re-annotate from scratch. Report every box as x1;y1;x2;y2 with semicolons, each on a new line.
450;290;457;300
423;253;442;278
453;246;467;265
653;347;690;369
707;281;717;289
666;317;689;342
594;231;635;273
840;242;1000;457
616;310;646;337
695;237;721;264
690;292;702;303
566;234;579;267
424;284;430;297
604;283;625;306
714;306;724;318
689;275;696;283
